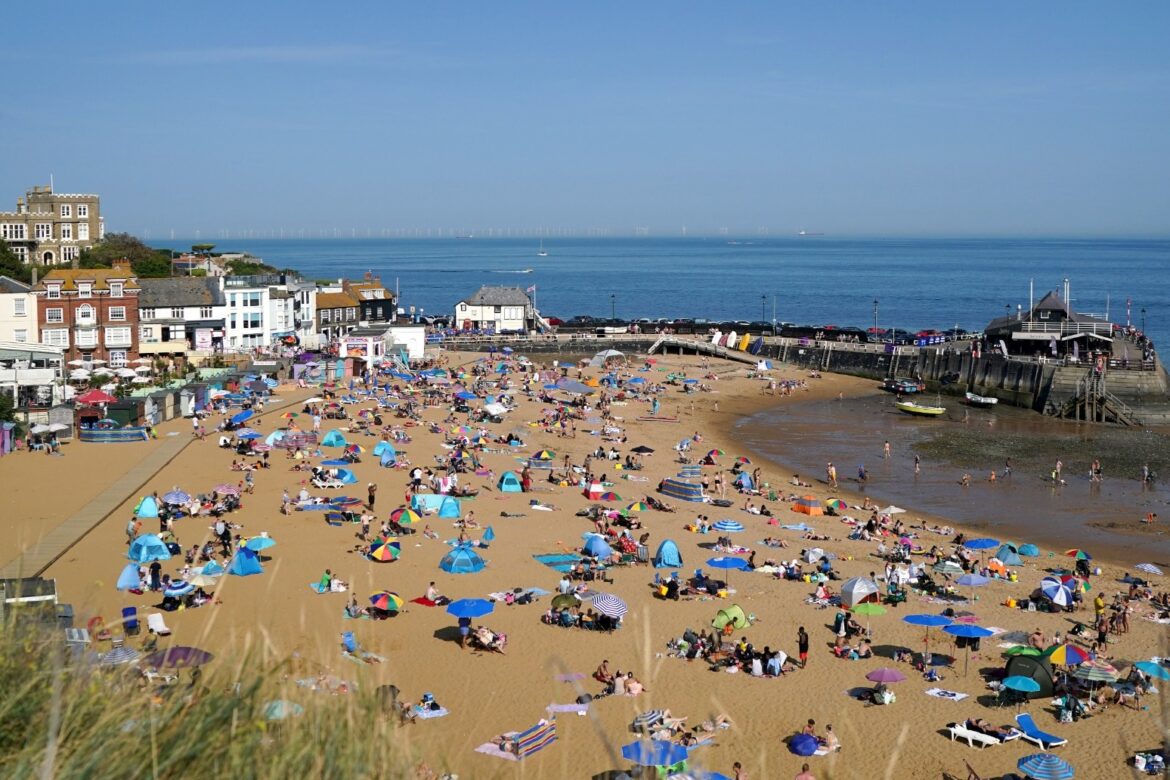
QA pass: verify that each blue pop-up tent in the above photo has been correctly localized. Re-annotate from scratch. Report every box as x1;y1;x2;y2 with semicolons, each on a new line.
654;539;683;569
582;534;615;559
379;449;397;467
439;545;486;574
994;544;1024;566
265;430;286;447
228;547;263;576
438;496;461;519
135;495;160;519
336;468;359;485
732;472;754;491
374;440;396;457
321;430;347;448
498;471;522;492
116;563;141;591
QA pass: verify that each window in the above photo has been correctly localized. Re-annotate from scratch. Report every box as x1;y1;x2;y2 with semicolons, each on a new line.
78;282;92;298
494;306;502;313
60;224;73;241
75;329;97;348
46;285;61;299
171;307;183;319
108;350;127;368
109;306;126;321
62;246;79;263
320;309;330;323
347;307;356;321
244;312;262;329
77;204;89;218
42;329;69;347
60;204;72;218
35;223;52;240
199;306;213;318
45;307;64;323
110;282;123;297
140;307;155;320
77;222;90;241
11;246;26;262
1;223;27;240
105;327;132;347
140;325;153;341
13;298;25;317
14;329;27;342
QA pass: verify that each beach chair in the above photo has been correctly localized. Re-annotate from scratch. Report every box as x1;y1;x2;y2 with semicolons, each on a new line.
122;607;140;636
946;722;1001;749
1014;713;1067;749
341;631;359;654
147;613;172;636
964;759;987;780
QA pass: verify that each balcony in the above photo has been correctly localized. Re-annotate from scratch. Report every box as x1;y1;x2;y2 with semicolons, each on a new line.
0;367;59;386
139;340;189;354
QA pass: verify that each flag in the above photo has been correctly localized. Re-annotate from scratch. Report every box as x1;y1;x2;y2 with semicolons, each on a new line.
526;285;536;293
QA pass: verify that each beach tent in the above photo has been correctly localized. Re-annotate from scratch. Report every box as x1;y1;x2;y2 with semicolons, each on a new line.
583;481;604;500
793;496;824;516
498;471;522;493
321;430;348;448
335;468;359;485
1003;655;1055;698
437;496;462;519
660;478;704;502
439;545;486;574
116;563;141;591
128;534;171;563
840;577;880;608
373;440;396;457
994;544;1024;566
755;359;773;371
588;349;624;367
135;495;160;519
264;430;286;447
711;604;749;631
379;449;398;467
582;534;615;559
410;493;446;513
1017;544;1041;557
732;472;754;491
227;547;263;577
653;539;683;569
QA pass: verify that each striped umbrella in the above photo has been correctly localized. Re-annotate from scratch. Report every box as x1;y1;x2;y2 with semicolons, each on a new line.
1043;643;1091;666
1039;578;1074;608
164;580;195;598
625;502;650;513
390;507;422;526
1073;658;1118;683
591;593;628;619
100;646;141;666
368;537;401;562
632;709;665;731
599;492;621;501
712;519;745;533
213;483;240;496
280;412;299;419
532;449;556;460
1017;753;1074;780
825;498;848;512
1136;563;1163;576
1064;549;1092;561
369;591;404;612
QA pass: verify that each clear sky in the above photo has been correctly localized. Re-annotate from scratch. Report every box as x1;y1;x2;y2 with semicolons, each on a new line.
4;2;1168;237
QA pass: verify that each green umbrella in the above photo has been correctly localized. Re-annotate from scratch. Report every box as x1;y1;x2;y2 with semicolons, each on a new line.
850;601;886;632
551;593;580;610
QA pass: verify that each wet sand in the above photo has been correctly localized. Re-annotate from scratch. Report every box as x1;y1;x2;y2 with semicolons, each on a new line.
4;353;1165;779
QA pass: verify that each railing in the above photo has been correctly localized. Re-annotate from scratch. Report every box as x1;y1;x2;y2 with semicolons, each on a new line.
1014;321;1113;335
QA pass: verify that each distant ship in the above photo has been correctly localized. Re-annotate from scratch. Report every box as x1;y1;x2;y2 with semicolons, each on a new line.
798;230;825;236
537;240;549;257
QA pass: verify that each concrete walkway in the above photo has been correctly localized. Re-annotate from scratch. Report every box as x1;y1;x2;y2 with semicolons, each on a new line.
0;434;193;579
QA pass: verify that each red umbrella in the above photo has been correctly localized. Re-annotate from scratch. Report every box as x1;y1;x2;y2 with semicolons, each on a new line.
76;389;117;405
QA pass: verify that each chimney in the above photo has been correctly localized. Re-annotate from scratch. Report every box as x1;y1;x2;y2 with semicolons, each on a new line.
31;266;38;286
112;257;132;272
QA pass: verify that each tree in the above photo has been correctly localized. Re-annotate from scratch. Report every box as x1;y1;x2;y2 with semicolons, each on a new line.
0;393;21;437
0;241;30;283
77;233;175;277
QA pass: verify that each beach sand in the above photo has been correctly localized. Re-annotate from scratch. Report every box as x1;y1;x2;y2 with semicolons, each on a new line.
10;351;1164;779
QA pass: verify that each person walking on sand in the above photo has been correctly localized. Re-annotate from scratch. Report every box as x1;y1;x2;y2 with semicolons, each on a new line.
883;440;891;459
798;626;809;668
826;462;837;489
367;482;377;509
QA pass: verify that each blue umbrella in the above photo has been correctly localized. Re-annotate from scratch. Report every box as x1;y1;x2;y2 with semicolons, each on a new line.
956;573;990;587
944;624;995;676
237;431;263;441
683;378;699;385
128;534;172;563
230;409;253;425
557;380;593;395
1134;661;1170;681
706;556;750;571
1003;675;1042;693
439;545;486;574
902;614;953;627
162;490;191;505
621;740;687;767
1017;753;1074;779
245;537;277;552
963;538;1000;550
446;598;494;619
788;733;819;756
1040;579;1074;608
454;391;477;400
712;519;745;533
164;580;195;598
116;563;141;591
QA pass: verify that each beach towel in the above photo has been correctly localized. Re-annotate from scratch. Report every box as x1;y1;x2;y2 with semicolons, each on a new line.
813;743;842;757
781;523;814;532
410;597;437;607
925;688;969;702
412;705;449;719
342;610;371;620
546;703;589;714
475;737;520;761
310;583;329;594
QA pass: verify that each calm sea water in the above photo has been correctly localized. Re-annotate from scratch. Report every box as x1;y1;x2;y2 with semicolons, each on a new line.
203;237;1170;346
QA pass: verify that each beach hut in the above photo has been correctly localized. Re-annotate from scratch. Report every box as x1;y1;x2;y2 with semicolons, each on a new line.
498;471;522;493
793;496;824;516
732;472;754;491
653;539;683;569
1003;655;1055;698
439;545;486;574
712;604;749;631
660;478;704;502
321;430;348;448
227;548;263;577
438;496;462;519
135;495;160;519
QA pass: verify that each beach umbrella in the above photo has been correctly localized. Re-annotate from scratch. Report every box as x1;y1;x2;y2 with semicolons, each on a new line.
1059;574;1089;593
164;580;195;598
1073;658;1118;684
134;364;152;374
683;378;699;385
591;593;628;619
621;740;687;767
100;645;141;666
345;444;365;454
712;519;744;533
280;412;299;419
943;624;995;675
706;449;725;458
244;537;276;552
76;389;117;405
115;367;138;378
840;577;880;608
1039;579;1074;608
879;505;906;515
127;534;171;563
865;668;906;684
802;548;826;564
963;538;1000;551
632;709;665;731
792;496;824;516
230;409;254;425
1064;549;1092;561
446;598;494;619
625;501;650;513
1005;647;1042;658
851;601;886;632
788;733;819;757
263;700;304;721
706;556;750;587
1003;676;1042;694
1017;753;1074;780
599;491;621;501
116;563;141;591
1134;661;1170;680
144;646;214;669
454;391;477;401
532;449;556;460
439;545;486;574
213;483;240;496
626;377;645;385
631;445;654;454
162;489;191;505
956;572;990;602
236;430;263;440
368;538;401;562
1135;563;1163;576
131;376;153;385
187;573;218;588
369;591;404;612
825;498;847;513
903;613;952;659
389;507;422;526
1018;543;1041;557
551;593;580;610
1043;644;1091;667
932;560;965;577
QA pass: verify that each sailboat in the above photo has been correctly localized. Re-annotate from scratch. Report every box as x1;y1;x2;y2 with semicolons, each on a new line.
537;240;549;257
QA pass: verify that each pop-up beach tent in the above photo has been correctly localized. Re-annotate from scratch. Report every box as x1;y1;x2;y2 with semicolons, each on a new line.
1003;654;1055;698
373;440;396;457
135;495;160;519
228;547;263;576
498;471;522;493
732;472;754;491
712;604;749;631
660;478;703;502
411;493;446;512
583;481;604;500
582;534;615;559
321;430;348;448
439;545;486;574
438;496;462;519
335;468;359;485
653;539;683;569
380;449;398;467
994;544;1024;566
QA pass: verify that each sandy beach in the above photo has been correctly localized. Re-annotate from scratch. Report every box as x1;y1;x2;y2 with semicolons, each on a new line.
9;350;1166;779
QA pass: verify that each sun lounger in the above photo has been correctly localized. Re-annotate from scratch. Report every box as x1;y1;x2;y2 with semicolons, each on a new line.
1014;713;1068;749
146;613;172;636
947;723;1002;749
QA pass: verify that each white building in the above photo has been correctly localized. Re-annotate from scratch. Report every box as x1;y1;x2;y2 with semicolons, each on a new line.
454;286;533;333
0;341;64;410
0;276;36;345
221;272;316;351
137;277;227;360
339;324;426;364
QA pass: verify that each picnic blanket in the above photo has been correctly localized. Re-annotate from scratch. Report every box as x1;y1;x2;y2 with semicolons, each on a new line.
410;597;437;607
925;688;969;702
413;705;449;720
475;737;520;761
546;703;589;714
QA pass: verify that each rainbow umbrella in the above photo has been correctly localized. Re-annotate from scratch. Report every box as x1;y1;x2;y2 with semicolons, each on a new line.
390;507;422;526
346;444;365;454
706;449;726;458
368;538;401;562
1059;574;1090;592
626;501;650;513
736;456;751;464
600;492;621;501
369;591;404;612
1073;658;1118;684
825;498;848;512
532;449;556;460
1043;643;1091;667
1064;549;1092;561
280;412;299;419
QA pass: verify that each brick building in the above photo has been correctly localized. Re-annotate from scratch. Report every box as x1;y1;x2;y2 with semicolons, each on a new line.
34;261;140;366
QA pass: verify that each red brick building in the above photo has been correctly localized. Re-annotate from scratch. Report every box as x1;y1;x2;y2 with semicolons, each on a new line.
34;261;141;366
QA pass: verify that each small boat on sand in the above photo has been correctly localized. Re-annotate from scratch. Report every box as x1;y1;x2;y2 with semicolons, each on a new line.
964;392;998;408
896;400;946;417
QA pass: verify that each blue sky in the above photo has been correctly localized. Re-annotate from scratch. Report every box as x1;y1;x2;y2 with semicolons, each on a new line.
4;2;1168;237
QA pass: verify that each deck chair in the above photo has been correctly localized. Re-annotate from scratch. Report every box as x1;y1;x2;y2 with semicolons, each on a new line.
147;613;172;636
341;631;359;654
964;759;986;780
87;616;112;642
122;607;140;636
1014;713;1067;749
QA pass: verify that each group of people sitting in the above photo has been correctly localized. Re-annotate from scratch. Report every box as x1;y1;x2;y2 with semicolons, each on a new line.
592;660;647;696
543;605;622;632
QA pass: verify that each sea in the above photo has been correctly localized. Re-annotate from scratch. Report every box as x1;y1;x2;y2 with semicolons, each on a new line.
203;236;1170;348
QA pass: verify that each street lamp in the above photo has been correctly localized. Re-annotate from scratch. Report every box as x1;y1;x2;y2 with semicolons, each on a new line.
873;299;879;332
610;294;616;322
1005;304;1011;322
761;295;767;324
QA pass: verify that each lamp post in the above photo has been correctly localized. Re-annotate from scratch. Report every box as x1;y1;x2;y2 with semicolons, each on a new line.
610;294;616;322
873;299;879;332
1142;307;1146;334
761;295;767;325
1005;304;1011;322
